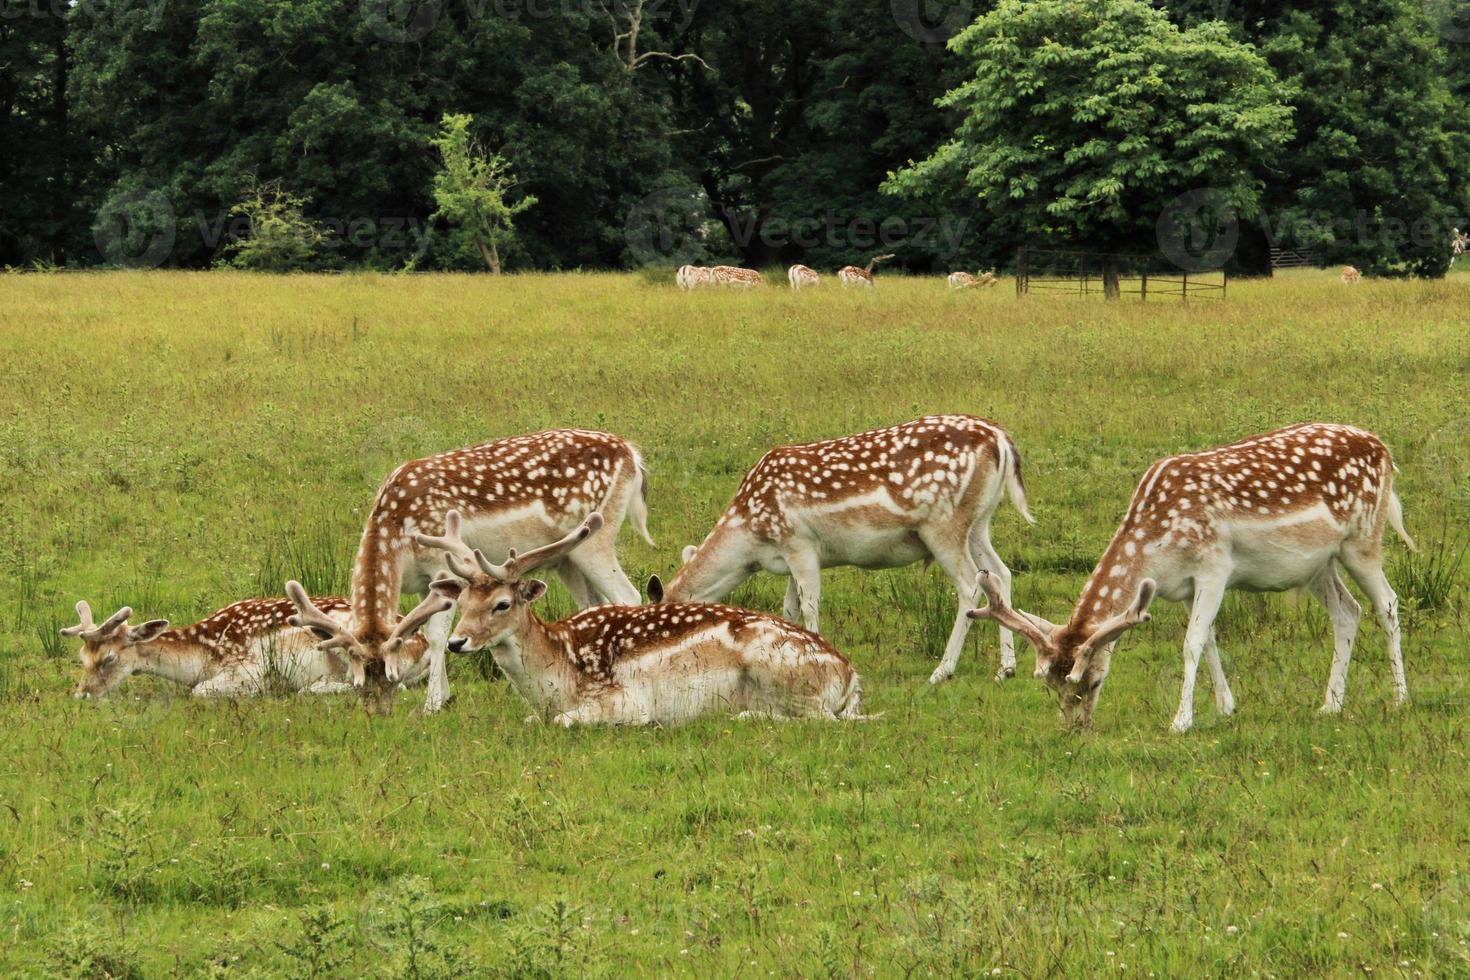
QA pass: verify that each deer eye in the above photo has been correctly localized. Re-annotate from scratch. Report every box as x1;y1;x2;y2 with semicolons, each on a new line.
493;600;512;613
100;651;118;666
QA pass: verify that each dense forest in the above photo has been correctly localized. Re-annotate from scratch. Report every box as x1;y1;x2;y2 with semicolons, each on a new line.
2;0;1468;274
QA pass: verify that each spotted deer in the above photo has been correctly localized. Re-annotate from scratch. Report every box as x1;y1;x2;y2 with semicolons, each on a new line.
65;596;373;699
710;266;763;288
788;264;820;289
948;271;997;289
676;265;713;289
1452;228;1469;268
653;416;1034;683
1340;265;1362;284
288;429;653;714
838;253;895;287
410;512;866;725
968;423;1412;733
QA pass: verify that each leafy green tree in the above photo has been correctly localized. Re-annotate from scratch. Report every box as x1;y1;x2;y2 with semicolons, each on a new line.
429;113;536;274
884;0;1292;285
221;178;326;271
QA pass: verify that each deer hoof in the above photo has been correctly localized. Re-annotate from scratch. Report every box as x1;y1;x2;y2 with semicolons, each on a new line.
994;666;1015;683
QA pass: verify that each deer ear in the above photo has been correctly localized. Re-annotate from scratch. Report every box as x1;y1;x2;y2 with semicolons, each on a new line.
518;579;548;603
126;620;170;644
429;575;464;602
681;545;697;564
646;575;665;603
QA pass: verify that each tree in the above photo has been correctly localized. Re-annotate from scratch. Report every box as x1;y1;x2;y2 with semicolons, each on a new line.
221;178;326;271
884;0;1293;287
429;113;537;274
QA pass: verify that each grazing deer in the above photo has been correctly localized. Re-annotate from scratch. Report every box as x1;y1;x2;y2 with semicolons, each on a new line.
1340;265;1362;284
838;253;895;287
653;415;1034;683
1452;228;1469;268
412;512;866;725
676;265;713;289
788;264;820;289
947;271;998;289
65;596;370;700
288;429;653;714
710;266;763;288
968;423;1413;732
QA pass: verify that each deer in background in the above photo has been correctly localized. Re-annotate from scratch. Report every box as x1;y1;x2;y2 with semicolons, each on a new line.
416;512;866;725
1452;228;1469;268
1340;266;1362;284
948;271;997;289
652;415;1034;684
838;253;895;287
968;423;1412;732
710;266;763;288
65;596;372;699
287;429;653;714
676;265;713;289
788;264;820;289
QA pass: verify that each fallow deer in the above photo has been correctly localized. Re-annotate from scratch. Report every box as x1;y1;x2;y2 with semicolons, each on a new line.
65;596;374;699
788;264;820;289
968;422;1413;732
405;511;865;725
710;266;763;288
1452;228;1469;268
838;253;895;287
1341;265;1362;284
653;415;1034;683
676;265;713;289
949;271;997;289
289;429;653;714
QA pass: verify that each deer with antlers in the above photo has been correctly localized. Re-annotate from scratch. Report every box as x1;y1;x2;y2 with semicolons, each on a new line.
838;253;895;287
947;271;997;289
1452;228;1469;268
968;423;1413;732
411;512;865;725
64;596;371;700
788;264;820;289
652;416;1033;684
286;429;653;714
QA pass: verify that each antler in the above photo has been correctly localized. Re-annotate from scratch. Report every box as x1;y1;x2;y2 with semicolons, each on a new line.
473;513;605;582
1065;580;1156;684
966;571;1055;653
414;510;479;580
60;600;132;640
285;581;357;652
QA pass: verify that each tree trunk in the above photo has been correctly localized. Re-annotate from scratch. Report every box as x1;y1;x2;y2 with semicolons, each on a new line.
1102;255;1120;299
473;235;497;274
489;239;501;275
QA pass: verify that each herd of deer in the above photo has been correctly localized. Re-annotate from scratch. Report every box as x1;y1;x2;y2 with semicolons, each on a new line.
65;417;1413;734
676;256;998;290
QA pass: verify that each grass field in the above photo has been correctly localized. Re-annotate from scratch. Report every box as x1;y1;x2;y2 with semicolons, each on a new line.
1;270;1468;976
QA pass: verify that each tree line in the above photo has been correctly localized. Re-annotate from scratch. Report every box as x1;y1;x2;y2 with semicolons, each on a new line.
2;0;1467;275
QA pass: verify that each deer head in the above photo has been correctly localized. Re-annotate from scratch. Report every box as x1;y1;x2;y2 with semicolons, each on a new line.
64;601;171;699
284;580;451;715
967;572;1155;728
414;510;603;654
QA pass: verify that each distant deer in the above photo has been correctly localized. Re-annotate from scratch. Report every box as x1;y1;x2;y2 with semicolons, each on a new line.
1452;228;1469;268
676;265;713;289
65;596;375;699
1340;266;1362;284
653;416;1033;684
788;264;820;289
409;512;867;725
968;423;1412;732
838;253;895;287
947;271;997;289
287;429;653;714
710;266;763;288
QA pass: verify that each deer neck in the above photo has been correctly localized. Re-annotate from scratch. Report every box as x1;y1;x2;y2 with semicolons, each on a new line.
494;614;580;712
351;512;408;638
666;521;758;603
1067;520;1152;636
136;634;213;688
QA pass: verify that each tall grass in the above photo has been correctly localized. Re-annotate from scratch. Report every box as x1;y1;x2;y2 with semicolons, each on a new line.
0;270;1467;975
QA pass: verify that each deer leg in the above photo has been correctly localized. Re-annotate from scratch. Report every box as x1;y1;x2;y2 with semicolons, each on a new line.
191;669;257;699
781;545;823;633
1203;627;1235;717
921;527;981;685
1338;550;1408;705
782;577;801;623
304;678;354;696
969;524;1017;681
557;563;604;607
1173;579;1226;733
420;603;454;714
566;535;640;606
1308;566;1361;713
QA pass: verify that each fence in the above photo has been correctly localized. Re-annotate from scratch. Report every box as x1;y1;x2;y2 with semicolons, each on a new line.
1269;247;1322;270
1014;247;1227;302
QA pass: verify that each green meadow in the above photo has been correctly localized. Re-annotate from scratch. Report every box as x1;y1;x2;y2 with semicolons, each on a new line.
0;270;1467;976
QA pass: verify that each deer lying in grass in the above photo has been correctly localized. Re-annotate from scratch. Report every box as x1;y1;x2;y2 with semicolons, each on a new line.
65;597;375;699
838;253;895;287
289;429;652;714
947;271;997;289
407;511;866;725
653;415;1033;683
968;422;1412;732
